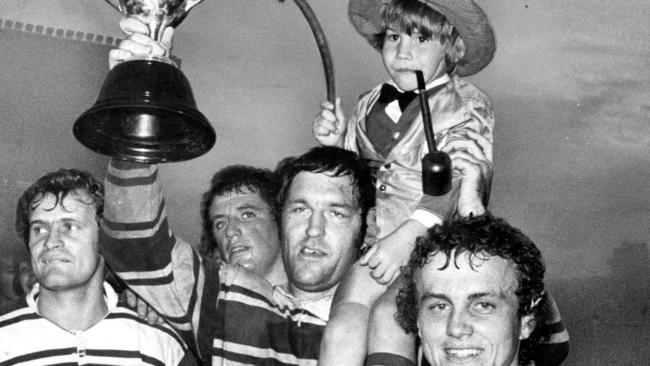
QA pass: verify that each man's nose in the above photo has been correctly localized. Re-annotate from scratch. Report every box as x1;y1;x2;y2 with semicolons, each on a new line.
446;309;473;338
44;229;64;250
306;211;325;238
225;218;241;239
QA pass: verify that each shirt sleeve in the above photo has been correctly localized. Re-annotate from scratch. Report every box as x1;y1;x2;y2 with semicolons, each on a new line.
533;292;570;366
343;102;362;153
100;159;205;338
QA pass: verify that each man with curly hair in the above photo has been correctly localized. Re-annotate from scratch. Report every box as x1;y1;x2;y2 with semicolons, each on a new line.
396;214;549;366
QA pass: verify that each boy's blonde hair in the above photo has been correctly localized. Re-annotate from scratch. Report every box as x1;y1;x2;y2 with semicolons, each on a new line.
371;0;466;74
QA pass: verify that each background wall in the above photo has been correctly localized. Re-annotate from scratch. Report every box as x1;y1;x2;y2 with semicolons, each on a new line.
1;1;648;364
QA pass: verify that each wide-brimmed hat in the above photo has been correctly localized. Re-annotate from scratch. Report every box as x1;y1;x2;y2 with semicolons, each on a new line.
349;0;496;76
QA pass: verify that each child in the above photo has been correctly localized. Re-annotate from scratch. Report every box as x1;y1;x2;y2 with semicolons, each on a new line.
315;1;567;365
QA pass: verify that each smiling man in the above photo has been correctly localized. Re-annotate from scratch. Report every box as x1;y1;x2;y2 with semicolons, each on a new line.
396;214;547;366
0;169;195;365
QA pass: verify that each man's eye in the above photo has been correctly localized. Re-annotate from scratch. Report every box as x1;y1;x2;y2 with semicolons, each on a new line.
418;36;429;43
31;225;47;236
473;301;496;313
428;303;448;312
290;206;305;213
213;221;227;231
242;211;256;219
329;210;348;219
63;223;79;231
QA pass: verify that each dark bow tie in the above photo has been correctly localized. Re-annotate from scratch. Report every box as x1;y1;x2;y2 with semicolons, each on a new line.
377;84;417;111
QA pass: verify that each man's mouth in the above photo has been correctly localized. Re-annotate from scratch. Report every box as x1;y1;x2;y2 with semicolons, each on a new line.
444;348;483;359
41;258;70;264
229;246;249;256
300;246;326;257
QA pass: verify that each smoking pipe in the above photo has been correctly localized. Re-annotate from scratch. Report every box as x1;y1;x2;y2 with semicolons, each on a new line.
416;70;452;196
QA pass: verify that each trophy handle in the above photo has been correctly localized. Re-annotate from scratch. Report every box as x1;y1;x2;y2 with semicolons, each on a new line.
184;0;204;12
104;0;124;13
169;0;204;28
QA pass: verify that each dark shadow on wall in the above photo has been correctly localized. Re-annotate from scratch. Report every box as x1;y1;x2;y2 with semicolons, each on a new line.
549;241;649;365
0;21;111;251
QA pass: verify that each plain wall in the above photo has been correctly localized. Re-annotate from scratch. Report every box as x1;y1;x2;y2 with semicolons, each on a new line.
1;1;648;364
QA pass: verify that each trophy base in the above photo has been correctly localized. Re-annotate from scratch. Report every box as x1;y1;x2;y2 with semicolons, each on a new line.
74;59;215;163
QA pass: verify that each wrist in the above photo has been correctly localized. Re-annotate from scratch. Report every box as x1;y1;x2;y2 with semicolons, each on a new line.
459;204;486;218
410;209;443;228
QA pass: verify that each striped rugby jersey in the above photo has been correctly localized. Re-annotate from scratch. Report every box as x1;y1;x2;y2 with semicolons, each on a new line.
0;282;195;365
101;160;328;365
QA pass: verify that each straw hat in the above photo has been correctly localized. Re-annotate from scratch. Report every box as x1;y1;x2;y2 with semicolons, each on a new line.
349;0;496;76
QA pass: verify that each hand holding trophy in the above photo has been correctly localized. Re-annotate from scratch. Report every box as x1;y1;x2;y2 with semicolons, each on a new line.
74;0;216;163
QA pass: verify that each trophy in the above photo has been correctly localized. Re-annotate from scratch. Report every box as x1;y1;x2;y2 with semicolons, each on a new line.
74;0;216;163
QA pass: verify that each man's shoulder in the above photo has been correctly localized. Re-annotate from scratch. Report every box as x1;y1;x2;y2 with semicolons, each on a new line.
108;302;189;348
211;277;326;365
218;263;275;298
0;297;34;325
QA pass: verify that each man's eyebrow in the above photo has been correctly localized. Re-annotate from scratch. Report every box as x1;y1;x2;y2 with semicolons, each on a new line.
284;198;354;208
236;203;265;211
329;202;357;210
468;291;506;300
420;291;507;303
420;292;451;303
284;198;306;206
210;204;266;220
30;217;81;225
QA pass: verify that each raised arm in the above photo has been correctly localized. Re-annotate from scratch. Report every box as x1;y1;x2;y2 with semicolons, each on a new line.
100;160;204;340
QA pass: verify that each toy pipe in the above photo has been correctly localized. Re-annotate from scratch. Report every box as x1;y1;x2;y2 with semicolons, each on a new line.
416;70;452;196
416;70;437;153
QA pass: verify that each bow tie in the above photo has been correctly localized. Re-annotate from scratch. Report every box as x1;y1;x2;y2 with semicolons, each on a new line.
377;84;417;111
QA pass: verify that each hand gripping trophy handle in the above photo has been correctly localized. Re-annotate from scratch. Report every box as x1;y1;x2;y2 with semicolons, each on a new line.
103;0;204;43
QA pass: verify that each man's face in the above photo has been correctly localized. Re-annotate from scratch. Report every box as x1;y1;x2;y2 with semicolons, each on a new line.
382;28;447;91
281;171;361;294
415;251;535;366
209;188;282;278
28;191;103;292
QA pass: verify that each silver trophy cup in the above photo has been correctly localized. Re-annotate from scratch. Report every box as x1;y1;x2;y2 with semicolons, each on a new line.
73;0;216;163
104;0;203;55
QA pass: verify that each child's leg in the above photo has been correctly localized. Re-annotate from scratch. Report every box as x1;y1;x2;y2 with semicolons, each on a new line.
318;261;387;366
366;276;417;366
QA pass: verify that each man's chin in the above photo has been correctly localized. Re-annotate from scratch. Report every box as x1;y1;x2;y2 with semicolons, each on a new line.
290;275;333;293
232;258;256;272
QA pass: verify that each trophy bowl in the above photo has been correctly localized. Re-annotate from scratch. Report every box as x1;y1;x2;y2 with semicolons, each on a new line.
73;0;216;163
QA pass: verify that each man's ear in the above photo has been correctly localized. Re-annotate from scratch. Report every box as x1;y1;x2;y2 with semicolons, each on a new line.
519;312;537;340
417;321;435;364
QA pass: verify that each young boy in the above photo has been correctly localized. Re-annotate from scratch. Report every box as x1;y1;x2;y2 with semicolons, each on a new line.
314;1;568;365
